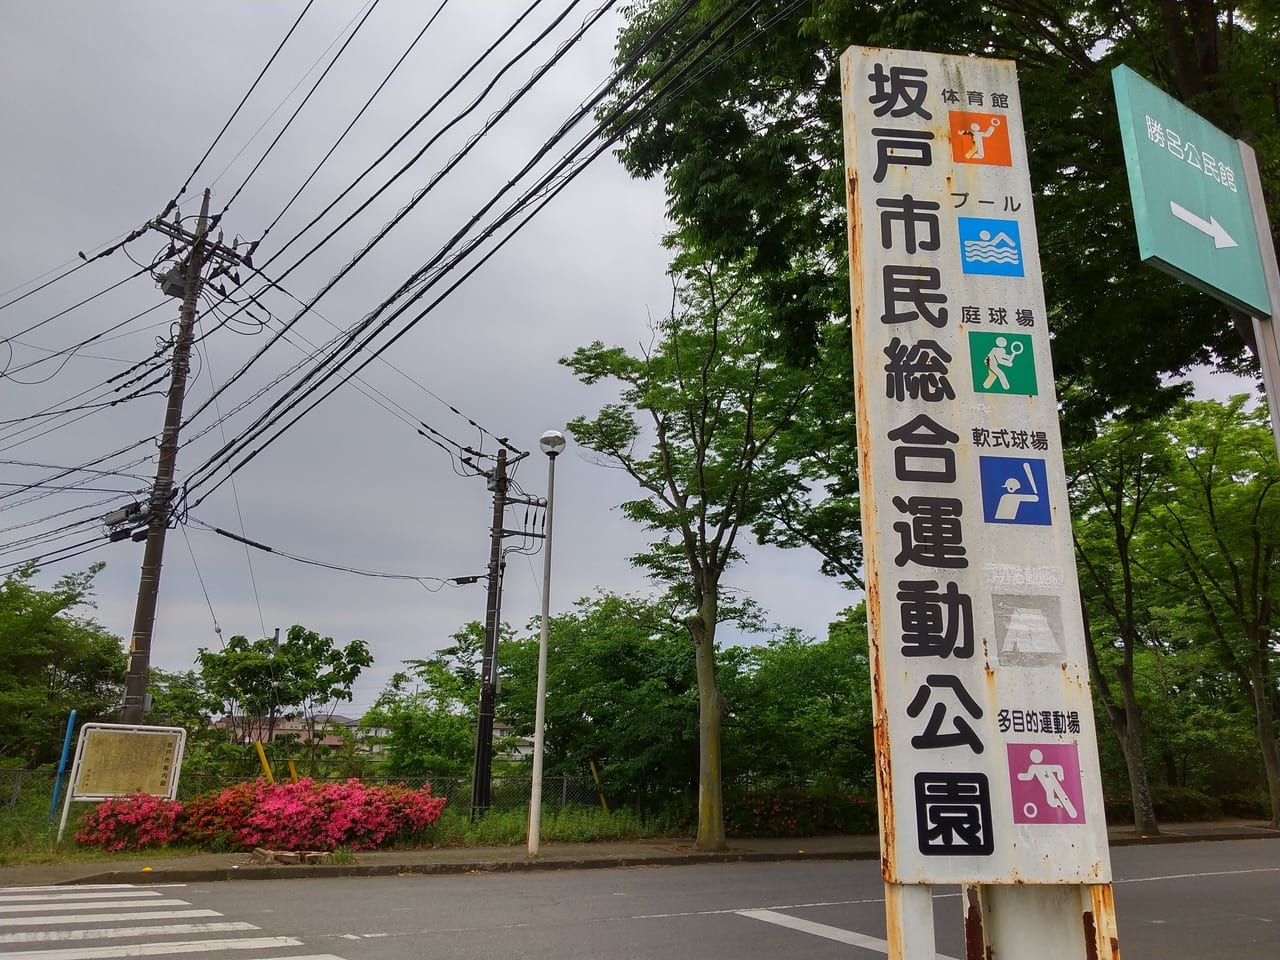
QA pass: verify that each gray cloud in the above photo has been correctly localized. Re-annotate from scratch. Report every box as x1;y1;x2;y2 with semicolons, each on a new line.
1;0;853;716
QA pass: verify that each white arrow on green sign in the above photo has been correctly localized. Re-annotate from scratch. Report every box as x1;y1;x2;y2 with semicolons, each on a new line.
1112;64;1271;317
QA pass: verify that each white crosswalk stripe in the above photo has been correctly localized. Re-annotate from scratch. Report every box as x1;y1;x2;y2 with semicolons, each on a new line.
0;898;193;913
2;909;223;927
0;890;171;903
0;936;304;960
0;884;351;960
0;922;260;944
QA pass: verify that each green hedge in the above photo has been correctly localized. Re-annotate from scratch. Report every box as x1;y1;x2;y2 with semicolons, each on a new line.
723;787;877;838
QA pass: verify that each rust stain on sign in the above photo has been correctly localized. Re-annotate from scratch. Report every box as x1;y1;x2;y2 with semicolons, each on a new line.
962;886;992;960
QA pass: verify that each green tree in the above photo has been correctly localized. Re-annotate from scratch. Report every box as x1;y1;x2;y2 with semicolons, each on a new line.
500;593;700;803
0;564;126;766
1067;414;1171;833
1144;397;1280;826
362;623;487;778
564;261;814;850
607;1;1279;426
721;605;874;785
145;668;218;735
197;625;372;751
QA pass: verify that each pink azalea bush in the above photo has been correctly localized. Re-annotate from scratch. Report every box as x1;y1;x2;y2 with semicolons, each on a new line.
74;794;183;851
75;779;447;852
234;779;446;851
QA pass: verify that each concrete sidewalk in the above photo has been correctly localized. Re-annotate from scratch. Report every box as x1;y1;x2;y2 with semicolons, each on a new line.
6;820;1275;887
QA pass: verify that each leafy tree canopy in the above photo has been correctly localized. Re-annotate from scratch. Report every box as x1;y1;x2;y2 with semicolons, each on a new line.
607;0;1279;427
196;624;372;745
0;564;126;766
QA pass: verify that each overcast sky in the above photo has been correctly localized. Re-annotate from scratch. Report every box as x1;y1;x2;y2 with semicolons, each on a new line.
0;0;856;715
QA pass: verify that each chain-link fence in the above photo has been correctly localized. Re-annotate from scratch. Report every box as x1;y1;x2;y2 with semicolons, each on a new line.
0;767;608;824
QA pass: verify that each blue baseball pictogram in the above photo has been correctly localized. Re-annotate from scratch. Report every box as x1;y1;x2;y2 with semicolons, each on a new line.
979;456;1052;525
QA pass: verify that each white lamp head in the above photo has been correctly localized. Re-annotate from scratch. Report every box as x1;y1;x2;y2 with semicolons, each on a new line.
539;430;566;457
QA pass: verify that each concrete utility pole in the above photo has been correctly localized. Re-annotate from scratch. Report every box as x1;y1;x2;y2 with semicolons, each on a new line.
470;449;509;819
119;189;242;724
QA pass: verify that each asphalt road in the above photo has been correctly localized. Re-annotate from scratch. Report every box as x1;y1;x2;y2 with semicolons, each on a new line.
6;839;1275;960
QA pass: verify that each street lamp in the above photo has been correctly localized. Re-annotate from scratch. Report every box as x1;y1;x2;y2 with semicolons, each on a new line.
528;429;565;855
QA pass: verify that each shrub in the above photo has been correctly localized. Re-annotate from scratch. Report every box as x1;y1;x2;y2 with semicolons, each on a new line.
180;780;258;850
723;787;877;838
74;795;182;852
1218;792;1271;819
1151;786;1221;822
75;779;447;853
1103;794;1134;825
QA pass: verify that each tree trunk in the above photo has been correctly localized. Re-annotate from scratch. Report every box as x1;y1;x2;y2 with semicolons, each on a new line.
1247;648;1280;828
1082;606;1160;835
1115;672;1160;836
691;591;726;852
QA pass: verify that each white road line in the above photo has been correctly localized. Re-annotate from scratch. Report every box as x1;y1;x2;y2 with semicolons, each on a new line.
0;922;258;944
0;899;191;914
0;891;167;903
1;909;222;927
1116;867;1280;884
0;935;303;960
739;909;961;960
0;885;185;894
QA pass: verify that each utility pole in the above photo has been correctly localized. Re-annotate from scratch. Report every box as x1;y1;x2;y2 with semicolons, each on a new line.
119;189;242;724
470;449;508;820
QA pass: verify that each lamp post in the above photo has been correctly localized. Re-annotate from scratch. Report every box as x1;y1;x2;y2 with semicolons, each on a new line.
528;429;565;855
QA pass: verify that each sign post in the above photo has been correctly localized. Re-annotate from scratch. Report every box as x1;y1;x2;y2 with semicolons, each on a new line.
840;45;1117;958
1113;64;1280;457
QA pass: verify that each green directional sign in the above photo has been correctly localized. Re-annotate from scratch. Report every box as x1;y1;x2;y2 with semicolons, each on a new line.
1113;65;1271;317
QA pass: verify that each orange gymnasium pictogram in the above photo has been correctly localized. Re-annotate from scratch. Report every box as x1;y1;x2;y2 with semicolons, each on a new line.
949;111;1013;166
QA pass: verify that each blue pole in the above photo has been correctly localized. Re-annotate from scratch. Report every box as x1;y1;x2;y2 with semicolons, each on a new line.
47;709;76;825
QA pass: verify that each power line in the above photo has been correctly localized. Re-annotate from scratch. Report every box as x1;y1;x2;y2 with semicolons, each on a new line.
256;0;454;244
179;1;620;491
193;314;266;639
0;493;125;538
168;0;318;208
0;534;111;577
0;222;153;316
217;0;386;217
0;459;152;482
0;300;171;382
176;0;578;441
181;0;757;505
206;0;374;194
1;265;152;343
188;516;457;589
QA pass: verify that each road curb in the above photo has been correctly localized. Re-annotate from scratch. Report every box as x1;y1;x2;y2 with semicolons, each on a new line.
52;830;1276;885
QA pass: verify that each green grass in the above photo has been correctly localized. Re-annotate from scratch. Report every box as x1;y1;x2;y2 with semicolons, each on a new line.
0;797;681;865
416;804;680;847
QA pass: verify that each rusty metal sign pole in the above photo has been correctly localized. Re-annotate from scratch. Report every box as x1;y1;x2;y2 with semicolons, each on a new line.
1240;141;1280;461
840;45;1119;959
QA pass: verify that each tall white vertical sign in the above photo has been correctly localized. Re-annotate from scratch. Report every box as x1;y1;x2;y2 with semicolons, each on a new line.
841;46;1111;886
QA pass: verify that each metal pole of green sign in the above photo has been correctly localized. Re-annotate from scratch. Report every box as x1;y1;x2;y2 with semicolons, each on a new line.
1239;143;1280;460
